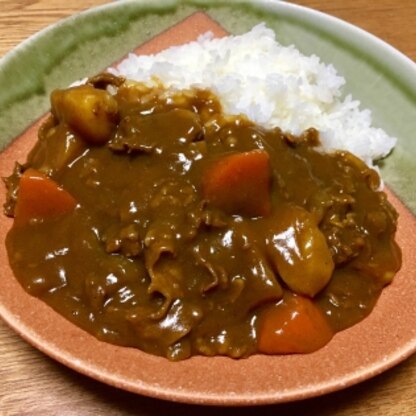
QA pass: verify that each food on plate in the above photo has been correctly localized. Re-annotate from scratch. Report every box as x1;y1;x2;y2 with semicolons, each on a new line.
2;25;401;360
112;24;397;168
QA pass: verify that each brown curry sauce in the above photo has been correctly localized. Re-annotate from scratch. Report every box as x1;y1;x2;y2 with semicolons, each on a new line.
3;74;401;360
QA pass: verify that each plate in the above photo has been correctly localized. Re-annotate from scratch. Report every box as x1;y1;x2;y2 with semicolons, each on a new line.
1;0;416;406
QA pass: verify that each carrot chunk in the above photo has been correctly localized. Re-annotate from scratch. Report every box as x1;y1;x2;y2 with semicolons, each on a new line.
202;150;271;217
14;168;77;225
258;294;333;354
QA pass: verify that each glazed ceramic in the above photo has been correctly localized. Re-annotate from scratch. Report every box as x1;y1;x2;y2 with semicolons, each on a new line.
0;0;415;405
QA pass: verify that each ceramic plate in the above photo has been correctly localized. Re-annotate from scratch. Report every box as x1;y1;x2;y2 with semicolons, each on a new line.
1;0;416;406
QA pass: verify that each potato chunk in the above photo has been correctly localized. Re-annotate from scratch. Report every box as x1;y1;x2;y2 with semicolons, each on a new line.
267;204;334;297
51;85;118;145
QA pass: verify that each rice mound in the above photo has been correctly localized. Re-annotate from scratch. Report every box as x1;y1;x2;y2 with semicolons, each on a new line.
110;23;396;167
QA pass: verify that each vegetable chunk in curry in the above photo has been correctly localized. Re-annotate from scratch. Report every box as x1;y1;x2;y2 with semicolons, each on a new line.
3;74;401;360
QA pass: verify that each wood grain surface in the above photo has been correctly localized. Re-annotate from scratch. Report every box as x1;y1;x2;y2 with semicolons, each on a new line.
1;1;415;415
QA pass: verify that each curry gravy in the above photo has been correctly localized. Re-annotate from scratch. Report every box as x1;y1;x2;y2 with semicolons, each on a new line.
4;74;401;360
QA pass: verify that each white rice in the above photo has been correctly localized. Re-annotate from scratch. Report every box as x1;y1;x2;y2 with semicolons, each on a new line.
110;23;396;168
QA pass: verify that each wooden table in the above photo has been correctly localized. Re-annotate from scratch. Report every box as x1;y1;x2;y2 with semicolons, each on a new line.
1;1;415;414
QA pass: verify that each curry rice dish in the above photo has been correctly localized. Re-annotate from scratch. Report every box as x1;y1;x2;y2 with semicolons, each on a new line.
3;73;401;360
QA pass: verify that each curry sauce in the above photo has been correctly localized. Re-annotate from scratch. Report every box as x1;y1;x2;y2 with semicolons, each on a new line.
3;74;401;360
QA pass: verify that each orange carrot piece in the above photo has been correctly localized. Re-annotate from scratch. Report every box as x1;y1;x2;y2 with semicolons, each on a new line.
202;150;272;217
14;168;77;225
258;294;333;354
